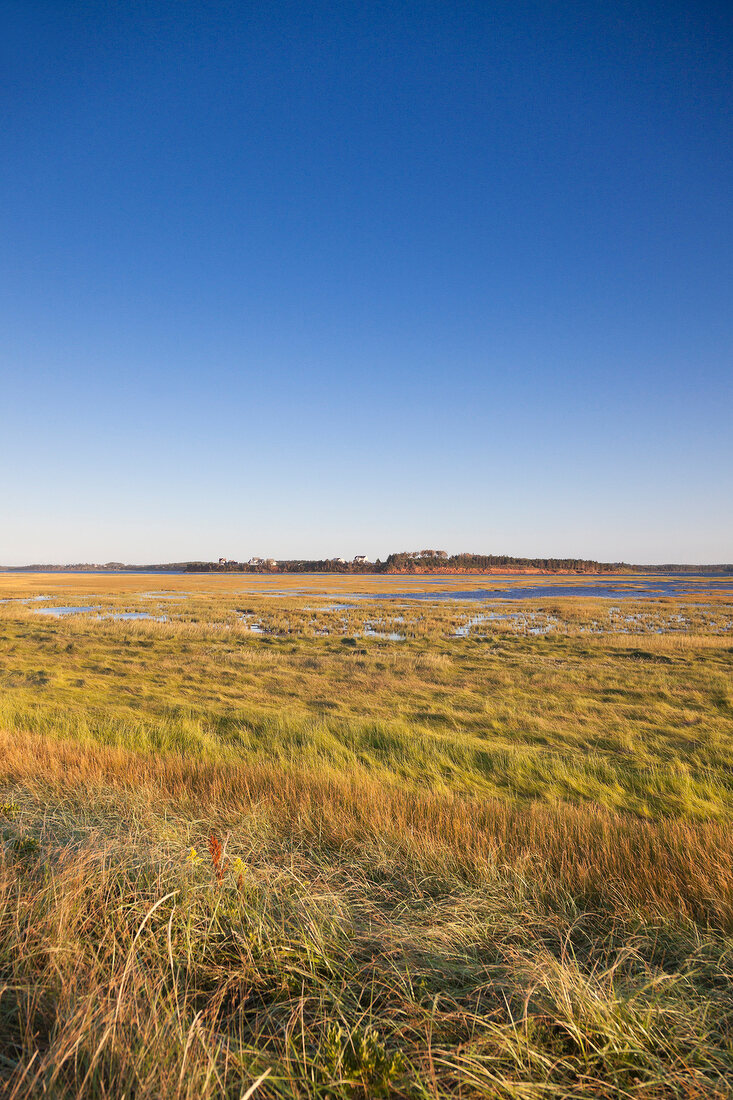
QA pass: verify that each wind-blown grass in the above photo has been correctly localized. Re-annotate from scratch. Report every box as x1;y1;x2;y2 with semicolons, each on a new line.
0;575;732;1096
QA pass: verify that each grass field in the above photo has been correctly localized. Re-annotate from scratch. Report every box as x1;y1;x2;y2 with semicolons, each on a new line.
0;573;732;1097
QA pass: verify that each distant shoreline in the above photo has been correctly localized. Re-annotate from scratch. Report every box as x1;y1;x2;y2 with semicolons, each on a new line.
2;566;732;576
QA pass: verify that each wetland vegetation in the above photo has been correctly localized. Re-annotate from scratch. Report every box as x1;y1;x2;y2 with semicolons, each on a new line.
0;572;732;1097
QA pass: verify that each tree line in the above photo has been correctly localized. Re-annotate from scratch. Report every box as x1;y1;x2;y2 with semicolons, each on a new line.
185;550;633;574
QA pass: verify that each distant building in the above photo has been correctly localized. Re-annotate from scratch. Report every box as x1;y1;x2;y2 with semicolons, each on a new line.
335;557;348;564
408;549;448;560
353;555;368;564
247;556;276;569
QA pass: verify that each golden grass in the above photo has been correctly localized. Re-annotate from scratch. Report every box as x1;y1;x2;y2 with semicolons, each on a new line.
0;576;732;1096
1;727;732;930
2;570;731;601
1;724;732;1097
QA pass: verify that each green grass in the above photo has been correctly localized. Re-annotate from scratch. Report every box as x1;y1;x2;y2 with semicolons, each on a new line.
0;577;732;1096
1;595;732;818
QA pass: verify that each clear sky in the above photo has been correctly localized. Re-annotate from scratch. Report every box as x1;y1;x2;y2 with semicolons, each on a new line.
2;1;731;565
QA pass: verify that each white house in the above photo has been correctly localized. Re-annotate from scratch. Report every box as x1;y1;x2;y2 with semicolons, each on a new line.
353;555;368;564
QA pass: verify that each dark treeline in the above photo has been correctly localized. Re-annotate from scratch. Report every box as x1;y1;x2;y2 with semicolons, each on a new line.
383;551;625;573
3;554;731;574
184;552;733;575
188;559;380;574
0;563;193;573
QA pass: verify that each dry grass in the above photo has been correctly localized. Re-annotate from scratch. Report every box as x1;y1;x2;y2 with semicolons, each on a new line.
1;729;732;931
1;729;733;1098
0;575;732;1096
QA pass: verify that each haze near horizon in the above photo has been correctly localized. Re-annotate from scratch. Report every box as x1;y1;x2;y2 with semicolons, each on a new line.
1;1;731;565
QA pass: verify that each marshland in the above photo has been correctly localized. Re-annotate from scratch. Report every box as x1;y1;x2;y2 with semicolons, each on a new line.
1;571;732;1097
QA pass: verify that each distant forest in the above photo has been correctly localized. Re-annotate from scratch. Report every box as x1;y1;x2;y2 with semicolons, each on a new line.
3;552;731;574
183;551;732;575
189;551;624;574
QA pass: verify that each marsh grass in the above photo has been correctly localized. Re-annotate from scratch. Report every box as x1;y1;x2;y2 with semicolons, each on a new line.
0;575;732;1096
1;731;733;1097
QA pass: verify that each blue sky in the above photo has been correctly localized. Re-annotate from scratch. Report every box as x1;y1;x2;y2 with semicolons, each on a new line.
1;0;731;564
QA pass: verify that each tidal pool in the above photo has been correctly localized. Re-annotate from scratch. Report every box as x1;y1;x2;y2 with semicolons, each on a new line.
362;628;406;640
453;611;557;636
105;612;167;621
233;573;733;602
36;605;98;617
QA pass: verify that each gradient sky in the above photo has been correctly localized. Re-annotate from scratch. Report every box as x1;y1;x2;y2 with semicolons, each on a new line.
2;1;731;564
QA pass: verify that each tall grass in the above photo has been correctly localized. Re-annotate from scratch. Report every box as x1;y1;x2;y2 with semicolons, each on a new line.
0;726;726;1095
1;729;732;1097
0;578;732;1095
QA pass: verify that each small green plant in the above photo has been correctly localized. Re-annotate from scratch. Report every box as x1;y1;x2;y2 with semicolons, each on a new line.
322;1023;407;1096
12;835;39;858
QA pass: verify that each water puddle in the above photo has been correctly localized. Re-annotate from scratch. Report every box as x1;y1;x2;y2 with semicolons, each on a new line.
239;616;266;633
105;612;168;622
0;596;52;604
36;605;98;617
362;628;405;640
453;612;513;636
453;610;558;636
